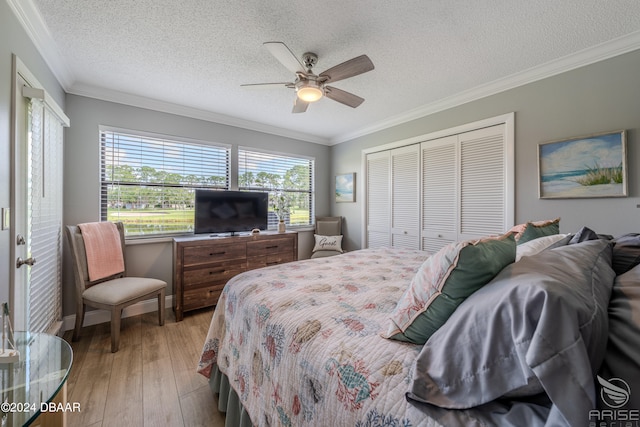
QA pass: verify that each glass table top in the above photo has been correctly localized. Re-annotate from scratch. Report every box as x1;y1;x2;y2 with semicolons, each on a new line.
0;332;73;426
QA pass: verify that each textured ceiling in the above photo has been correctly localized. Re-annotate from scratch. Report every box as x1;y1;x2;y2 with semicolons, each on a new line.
16;0;640;144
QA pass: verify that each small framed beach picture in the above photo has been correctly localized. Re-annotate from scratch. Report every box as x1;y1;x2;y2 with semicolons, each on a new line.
538;130;627;199
335;173;355;202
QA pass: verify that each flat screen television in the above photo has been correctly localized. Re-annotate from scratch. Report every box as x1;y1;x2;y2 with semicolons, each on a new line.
194;190;269;235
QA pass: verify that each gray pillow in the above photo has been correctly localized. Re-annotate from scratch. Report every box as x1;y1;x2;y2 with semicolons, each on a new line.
597;263;640;410
569;226;600;244
568;226;613;245
612;233;640;275
407;239;615;427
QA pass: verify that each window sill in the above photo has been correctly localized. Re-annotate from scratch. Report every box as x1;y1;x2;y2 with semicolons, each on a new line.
125;235;177;245
125;226;315;245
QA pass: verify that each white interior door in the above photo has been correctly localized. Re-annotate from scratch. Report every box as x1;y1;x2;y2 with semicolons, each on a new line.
390;145;420;249
11;70;30;332
421;135;458;253
458;124;506;240
11;56;68;334
365;151;391;248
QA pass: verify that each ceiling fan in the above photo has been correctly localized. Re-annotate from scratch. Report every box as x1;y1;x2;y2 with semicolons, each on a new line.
241;42;375;113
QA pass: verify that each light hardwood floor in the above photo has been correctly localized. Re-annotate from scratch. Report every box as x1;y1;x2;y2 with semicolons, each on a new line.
62;307;226;427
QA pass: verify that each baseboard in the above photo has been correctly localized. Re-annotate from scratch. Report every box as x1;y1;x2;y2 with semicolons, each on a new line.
62;294;174;332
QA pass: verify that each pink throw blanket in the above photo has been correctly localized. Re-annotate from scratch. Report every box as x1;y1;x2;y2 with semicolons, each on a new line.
78;222;125;282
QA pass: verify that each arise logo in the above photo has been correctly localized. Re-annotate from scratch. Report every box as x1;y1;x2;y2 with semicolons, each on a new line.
589;376;638;427
598;376;631;409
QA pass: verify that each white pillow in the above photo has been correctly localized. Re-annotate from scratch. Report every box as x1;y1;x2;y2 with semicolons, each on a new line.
515;233;569;261
312;234;343;253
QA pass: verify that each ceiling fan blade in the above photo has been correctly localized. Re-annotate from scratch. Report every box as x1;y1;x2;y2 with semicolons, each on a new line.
324;86;364;108
319;55;374;83
241;82;294;89
264;42;305;73
292;97;309;113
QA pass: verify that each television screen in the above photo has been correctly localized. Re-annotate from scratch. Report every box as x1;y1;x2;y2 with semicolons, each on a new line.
194;190;268;234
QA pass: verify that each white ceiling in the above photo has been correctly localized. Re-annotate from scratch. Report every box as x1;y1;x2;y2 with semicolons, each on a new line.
11;0;640;145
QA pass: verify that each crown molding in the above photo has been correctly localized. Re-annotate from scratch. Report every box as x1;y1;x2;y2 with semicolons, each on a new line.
7;0;75;89
68;84;331;145
330;30;640;145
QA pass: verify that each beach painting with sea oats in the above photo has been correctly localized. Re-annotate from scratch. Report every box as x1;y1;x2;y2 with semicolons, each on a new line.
538;130;627;199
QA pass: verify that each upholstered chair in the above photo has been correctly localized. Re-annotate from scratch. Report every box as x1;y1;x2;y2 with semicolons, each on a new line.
310;216;344;258
66;222;166;352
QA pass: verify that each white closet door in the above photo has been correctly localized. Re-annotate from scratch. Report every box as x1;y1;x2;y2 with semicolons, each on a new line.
391;145;420;249
364;116;512;251
459;124;506;240
421;136;458;253
366;151;391;248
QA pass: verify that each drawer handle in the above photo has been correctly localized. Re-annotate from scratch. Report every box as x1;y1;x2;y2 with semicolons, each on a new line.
209;269;226;275
265;245;279;249
210;251;226;256
266;261;279;266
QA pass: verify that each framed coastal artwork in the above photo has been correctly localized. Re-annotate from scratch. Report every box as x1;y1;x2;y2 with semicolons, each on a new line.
538;130;627;199
335;173;355;202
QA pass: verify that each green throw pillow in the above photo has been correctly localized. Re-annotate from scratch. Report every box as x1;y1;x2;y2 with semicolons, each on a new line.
517;218;560;245
383;233;516;344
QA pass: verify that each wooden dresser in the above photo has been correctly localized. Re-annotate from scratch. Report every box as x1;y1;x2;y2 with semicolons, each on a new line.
173;231;298;321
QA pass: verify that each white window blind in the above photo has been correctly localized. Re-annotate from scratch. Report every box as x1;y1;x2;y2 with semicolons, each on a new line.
27;98;64;334
100;129;230;236
238;148;314;229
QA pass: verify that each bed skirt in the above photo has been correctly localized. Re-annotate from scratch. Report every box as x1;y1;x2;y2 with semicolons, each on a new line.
209;365;254;427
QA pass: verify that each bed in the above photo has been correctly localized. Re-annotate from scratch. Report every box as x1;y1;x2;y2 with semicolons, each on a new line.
197;223;640;427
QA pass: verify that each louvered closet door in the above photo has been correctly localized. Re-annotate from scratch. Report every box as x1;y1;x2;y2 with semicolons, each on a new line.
459;124;506;240
366;151;391;248
391;145;420;249
421;136;458;253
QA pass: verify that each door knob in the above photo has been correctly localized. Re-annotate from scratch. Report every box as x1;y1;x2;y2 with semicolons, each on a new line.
16;257;36;268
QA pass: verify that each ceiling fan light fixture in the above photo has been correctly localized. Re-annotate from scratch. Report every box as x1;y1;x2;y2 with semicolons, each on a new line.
295;80;324;102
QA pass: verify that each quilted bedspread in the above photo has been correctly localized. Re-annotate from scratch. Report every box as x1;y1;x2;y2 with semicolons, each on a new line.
197;247;452;426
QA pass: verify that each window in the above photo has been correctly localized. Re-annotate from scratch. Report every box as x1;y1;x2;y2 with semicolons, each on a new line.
238;148;314;229
100;128;230;236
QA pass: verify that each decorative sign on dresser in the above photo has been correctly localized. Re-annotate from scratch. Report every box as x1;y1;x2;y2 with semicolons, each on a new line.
173;231;298;321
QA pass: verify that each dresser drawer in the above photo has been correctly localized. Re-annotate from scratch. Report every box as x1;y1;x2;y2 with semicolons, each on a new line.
183;260;246;288
246;237;294;257
248;252;295;269
183;242;246;266
183;286;224;311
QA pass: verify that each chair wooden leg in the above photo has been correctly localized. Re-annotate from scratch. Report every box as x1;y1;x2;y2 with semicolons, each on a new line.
72;303;86;342
158;288;166;326
110;307;122;353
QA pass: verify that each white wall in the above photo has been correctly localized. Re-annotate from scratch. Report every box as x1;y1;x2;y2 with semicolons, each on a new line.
62;94;331;317
331;49;640;250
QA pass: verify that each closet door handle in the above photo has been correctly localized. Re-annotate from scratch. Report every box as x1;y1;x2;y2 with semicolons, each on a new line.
16;257;36;268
